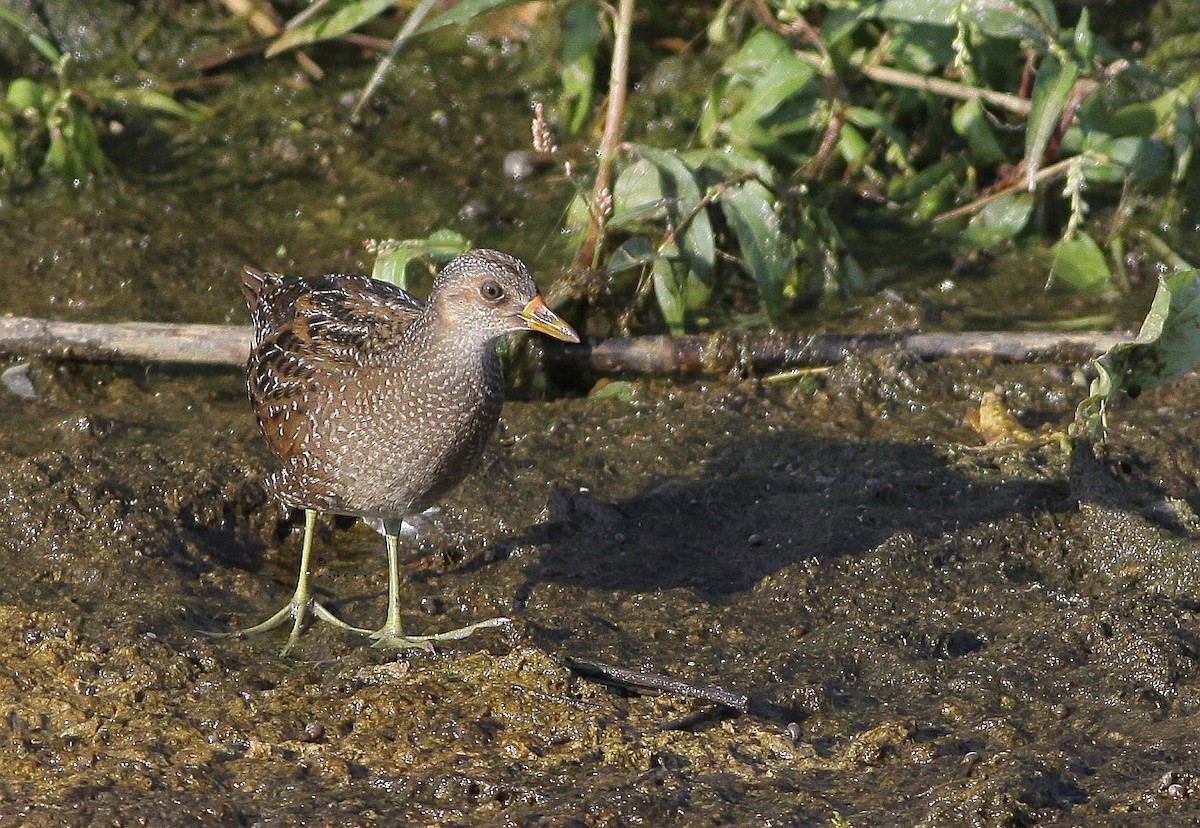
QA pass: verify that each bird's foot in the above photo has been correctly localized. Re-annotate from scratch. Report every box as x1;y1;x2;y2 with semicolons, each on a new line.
368;616;511;652
203;599;369;657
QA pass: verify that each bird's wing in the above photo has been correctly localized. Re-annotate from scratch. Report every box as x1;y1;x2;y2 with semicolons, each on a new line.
291;273;424;360
244;271;424;456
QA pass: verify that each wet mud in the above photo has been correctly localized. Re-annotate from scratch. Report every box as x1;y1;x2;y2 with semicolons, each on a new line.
2;353;1199;825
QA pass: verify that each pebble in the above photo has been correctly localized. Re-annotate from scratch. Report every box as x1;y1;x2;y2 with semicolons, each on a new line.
2;364;36;399
503;150;536;180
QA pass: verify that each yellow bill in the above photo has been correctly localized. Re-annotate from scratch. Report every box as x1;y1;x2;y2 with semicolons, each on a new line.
519;294;580;343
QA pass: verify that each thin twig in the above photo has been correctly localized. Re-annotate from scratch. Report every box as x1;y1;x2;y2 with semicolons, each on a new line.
351;0;439;121
858;62;1032;117
564;656;750;712
932;155;1078;224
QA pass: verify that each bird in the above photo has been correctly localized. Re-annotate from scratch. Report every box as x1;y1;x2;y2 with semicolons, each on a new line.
221;249;579;655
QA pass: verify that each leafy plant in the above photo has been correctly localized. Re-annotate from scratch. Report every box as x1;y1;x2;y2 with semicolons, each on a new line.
1074;268;1200;441
367;229;473;289
548;0;1198;331
0;8;209;186
0;5;109;185
1;68;109;183
227;1;1198;334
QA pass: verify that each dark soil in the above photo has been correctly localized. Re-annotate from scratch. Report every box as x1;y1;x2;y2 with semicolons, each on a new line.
2;352;1200;825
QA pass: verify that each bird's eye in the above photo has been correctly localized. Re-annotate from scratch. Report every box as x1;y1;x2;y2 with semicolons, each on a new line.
480;280;505;301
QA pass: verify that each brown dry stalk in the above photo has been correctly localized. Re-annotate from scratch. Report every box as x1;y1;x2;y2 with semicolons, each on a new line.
0;316;1130;376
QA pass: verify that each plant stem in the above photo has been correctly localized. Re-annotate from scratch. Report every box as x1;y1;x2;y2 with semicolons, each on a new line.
857;62;1033;117
574;0;634;276
931;155;1078;224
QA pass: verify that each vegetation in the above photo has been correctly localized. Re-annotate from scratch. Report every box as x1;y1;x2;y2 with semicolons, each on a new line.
1075;267;1200;440
0;7;207;186
3;0;1199;416
250;0;1200;336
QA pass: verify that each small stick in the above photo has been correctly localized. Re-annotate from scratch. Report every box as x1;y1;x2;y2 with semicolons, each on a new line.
564;656;751;712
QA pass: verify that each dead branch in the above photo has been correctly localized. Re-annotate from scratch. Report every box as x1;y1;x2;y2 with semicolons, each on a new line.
0;315;1131;375
0;317;251;366
547;330;1133;375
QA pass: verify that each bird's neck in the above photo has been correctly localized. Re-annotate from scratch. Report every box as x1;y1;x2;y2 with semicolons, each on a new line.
406;309;500;374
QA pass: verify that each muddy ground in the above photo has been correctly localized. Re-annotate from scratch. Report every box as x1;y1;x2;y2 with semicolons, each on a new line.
1;349;1199;826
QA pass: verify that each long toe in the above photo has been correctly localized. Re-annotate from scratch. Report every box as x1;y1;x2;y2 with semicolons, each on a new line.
311;602;372;635
369;616;511;652
200;602;297;639
201;599;369;656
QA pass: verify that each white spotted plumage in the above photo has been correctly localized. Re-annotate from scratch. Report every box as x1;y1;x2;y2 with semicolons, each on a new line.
242;250;551;527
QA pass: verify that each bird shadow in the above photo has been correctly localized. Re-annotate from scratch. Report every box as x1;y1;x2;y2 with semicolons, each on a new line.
508;429;1068;605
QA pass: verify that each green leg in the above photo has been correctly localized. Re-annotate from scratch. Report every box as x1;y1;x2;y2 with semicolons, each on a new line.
368;530;511;652
207;509;368;656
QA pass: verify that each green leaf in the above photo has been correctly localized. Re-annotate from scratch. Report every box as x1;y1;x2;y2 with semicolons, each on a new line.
719;30;817;144
589;380;635;402
951;98;1006;165
415;0;530;34
5;78;47;111
605;237;658;276
0;7;62;63
1025;0;1059;31
1025;55;1079;190
267;0;396;57
1124;270;1200;392
1171;94;1196;183
887;155;965;203
652;257;686;334
1075;270;1200;438
962;1;1050;43
372;245;419;288
680;147;775;183
651;257;710;334
698;74;729;147
633;146;716;284
107;88;212;124
1073;7;1093;64
875;0;958;25
710;28;818;155
879;0;1054;43
610;158;668;228
1045;232;1113;293
961;192;1034;249
370;230;472;289
0;123;16;169
721;181;793;322
722;27;791;77
422;228;474;259
1085;135;1172;183
559;0;601;134
844;106;912;167
729;51;816;129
